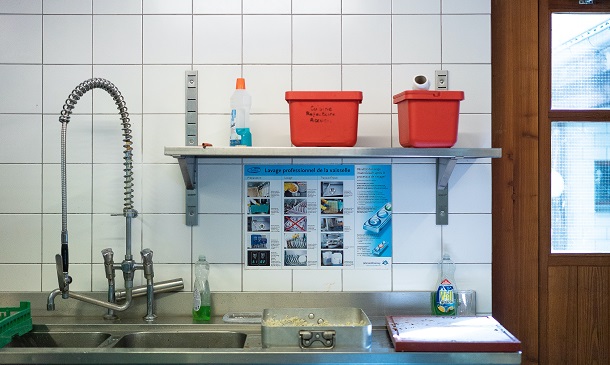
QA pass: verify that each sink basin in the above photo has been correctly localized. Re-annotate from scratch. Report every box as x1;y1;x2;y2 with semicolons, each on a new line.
5;331;112;348
112;331;247;348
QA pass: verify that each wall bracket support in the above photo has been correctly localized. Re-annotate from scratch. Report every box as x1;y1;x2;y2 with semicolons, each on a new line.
184;71;198;226
436;157;460;225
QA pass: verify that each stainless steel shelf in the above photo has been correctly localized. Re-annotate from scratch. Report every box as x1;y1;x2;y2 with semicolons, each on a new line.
164;146;501;159
164;146;502;226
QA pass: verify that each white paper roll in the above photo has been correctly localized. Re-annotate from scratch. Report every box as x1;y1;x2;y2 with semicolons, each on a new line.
412;75;430;90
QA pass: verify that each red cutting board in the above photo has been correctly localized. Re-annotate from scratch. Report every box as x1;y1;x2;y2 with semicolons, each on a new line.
386;316;521;352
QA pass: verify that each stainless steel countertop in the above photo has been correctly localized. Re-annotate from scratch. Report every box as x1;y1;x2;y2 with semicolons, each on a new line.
0;292;520;364
0;318;521;365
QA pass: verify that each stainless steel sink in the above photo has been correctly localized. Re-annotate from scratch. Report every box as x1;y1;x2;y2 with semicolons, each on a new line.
112;331;247;348
4;331;112;348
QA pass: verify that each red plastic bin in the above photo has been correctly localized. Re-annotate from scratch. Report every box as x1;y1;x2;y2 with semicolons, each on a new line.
393;90;464;148
285;91;363;147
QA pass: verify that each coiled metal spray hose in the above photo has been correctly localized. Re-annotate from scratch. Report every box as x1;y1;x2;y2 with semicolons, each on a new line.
59;78;135;246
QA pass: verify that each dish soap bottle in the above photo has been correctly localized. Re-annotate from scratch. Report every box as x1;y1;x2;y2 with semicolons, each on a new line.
229;77;252;146
432;254;457;316
193;255;211;321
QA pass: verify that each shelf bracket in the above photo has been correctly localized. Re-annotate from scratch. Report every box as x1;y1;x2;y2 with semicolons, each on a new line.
184;71;199;226
436;157;460;225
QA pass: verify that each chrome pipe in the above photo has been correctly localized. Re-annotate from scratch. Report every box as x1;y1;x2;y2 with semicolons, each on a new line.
115;278;184;301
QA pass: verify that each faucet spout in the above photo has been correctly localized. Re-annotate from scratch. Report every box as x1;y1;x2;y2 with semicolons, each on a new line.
47;78;179;321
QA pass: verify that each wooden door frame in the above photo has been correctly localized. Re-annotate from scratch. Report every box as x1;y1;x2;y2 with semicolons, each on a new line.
491;1;540;364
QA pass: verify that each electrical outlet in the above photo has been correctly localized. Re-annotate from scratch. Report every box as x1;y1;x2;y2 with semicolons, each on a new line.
435;70;448;90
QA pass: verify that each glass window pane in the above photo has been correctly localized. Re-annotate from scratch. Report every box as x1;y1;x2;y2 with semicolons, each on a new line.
552;14;610;109
551;122;610;253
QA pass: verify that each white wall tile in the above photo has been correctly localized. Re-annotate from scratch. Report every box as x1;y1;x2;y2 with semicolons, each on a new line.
0;265;41;291
444;64;491;113
243;269;292;291
93;15;142;64
43;15;92;64
92;164;142;214
0;0;41;13
195;65;242;114
392;163;436;213
251;114;292;148
196;114;232;148
292;0;340;14
243;0;291;14
92;65;143;114
43;0;92;14
140;164;184;213
243;15;291;64
43;164;92;213
454;113;491;148
392;0;440;14
42;263;92;291
0;65;42;113
293;270;342;291
0;165;42;213
193;15;242;64
392;263;437;291
142;114;183;163
455;263;491;314
293;15;341;64
93;114;142;163
207;263;242;292
193;213;243;263
141;214;191;263
342;15;391;64
198;164;243;214
43;65;93;114
0;15;42;63
391;64;441;102
291;65;342;90
153;264;193;292
143;0;191;14
0;115;41;163
343;65;392;113
143;65;189;113
42;214;92;263
243;65;292;114
355;114;392;147
392;15;441;63
442;15;490;63
93;0;142;14
0;0;495;295
343;0;391;14
193;0;241;14
343;269;392;291
143;15;192;64
42;114;92;164
392;214;440;263
442;214;491;263
442;0;490;14
0;215;41;263
92;213;142;262
448;163;491;213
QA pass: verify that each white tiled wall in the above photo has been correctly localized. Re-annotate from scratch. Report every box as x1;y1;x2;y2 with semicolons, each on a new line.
0;0;493;313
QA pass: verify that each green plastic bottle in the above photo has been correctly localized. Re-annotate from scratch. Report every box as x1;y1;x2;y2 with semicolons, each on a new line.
193;255;211;321
432;254;457;316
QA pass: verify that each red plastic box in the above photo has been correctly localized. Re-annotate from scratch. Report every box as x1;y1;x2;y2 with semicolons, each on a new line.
393;90;464;148
285;91;363;147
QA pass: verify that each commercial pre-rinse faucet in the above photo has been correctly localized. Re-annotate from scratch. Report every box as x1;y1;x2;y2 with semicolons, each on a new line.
47;78;183;321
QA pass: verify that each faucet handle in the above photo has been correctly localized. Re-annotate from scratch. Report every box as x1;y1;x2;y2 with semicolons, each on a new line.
55;254;71;292
140;248;153;263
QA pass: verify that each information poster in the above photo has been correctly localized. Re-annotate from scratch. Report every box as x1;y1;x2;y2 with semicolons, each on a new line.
244;164;391;269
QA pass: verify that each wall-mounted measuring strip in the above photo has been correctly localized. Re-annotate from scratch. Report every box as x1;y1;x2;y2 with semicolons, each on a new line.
184;71;198;226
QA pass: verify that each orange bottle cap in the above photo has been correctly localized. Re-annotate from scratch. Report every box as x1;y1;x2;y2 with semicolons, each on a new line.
236;78;246;89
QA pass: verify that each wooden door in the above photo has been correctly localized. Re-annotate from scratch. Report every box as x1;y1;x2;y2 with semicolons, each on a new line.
492;1;610;364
